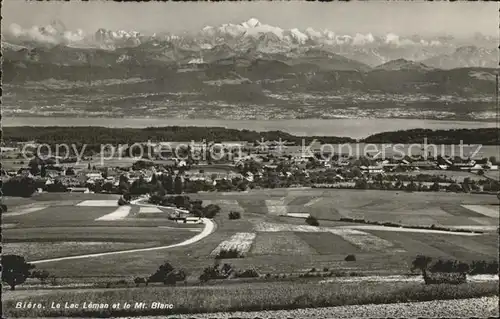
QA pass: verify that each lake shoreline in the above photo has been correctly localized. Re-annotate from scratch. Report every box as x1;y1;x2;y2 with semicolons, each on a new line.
3;117;498;139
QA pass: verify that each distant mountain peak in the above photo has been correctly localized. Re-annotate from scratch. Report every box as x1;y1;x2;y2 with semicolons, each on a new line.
2;20;495;70
375;58;432;71
423;45;496;69
241;18;261;28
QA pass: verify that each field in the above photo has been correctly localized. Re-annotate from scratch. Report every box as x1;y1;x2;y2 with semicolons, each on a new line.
167;297;499;319
0;156;177;170
2;193;204;264
210;232;256;257
2;241;155;261
250;232;315;256
5;189;495;279
195;188;500;226
385;170;490;182
2;281;498;317
483;170;500;181
2;188;499;317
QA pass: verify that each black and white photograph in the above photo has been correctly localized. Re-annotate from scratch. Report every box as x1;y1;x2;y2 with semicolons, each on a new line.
1;0;499;318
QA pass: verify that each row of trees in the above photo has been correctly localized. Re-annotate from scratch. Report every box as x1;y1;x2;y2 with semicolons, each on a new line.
2;176;82;197
4;173;498;199
6;127;498;149
132;261;260;287
3;126;354;152
362;128;500;145
134;262;187;286
26;158;77;177
200;262;259;282
87;172;185;196
411;255;499;278
148;194;221;218
5;253;497;291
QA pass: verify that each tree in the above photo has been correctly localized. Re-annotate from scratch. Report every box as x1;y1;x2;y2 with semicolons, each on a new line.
172;195;190;209
447;183;462;193
199;265;218;282
354;178;368;190
148;262;174;284
456;262;470;274
345;254;356;261
462;178;472;193
174;175;183;194
2;177;37;197
118;194;130;206
305;215;319;226
118;175;130;194
31;270;51;284
149;193;164;205
134;277;146;287
199;262;233;282
477;169;484;176
411;255;432;279
153;182;166;197
164;269;187;286
191;199;204;217
234;268;260;278
40;163;47;178
28;158;40;176
45;180;68;193
228;211;241;220
102;182;115;193
162;174;174;194
237;181;248;191
351;167;362;178
430;181;440;192
2;255;35;290
151;173;158;185
132;160;154;171
203;204;220;218
130;176;151;195
405;181;417;192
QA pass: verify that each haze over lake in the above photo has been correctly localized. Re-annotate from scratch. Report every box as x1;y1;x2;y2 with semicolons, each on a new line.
4;117;496;139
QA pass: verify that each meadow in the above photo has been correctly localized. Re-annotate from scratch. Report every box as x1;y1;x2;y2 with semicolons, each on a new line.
3;190;498;259
15;189;496;280
2;189;499;317
385;170;488;182
3;281;498;317
2;193;203;263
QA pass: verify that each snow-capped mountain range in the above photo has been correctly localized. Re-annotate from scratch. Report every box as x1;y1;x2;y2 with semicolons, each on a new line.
2;19;498;121
2;18;497;68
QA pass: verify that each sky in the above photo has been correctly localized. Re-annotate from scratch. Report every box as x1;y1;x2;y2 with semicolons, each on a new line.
2;0;498;37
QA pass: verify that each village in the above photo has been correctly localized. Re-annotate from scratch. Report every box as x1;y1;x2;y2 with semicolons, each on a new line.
2;139;499;198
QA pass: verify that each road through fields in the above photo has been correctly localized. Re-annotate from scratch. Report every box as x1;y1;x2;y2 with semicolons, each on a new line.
30;217;215;264
28;198;215;264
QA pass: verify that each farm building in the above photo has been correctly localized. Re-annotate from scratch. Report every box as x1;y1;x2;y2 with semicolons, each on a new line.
168;208;191;220
68;187;92;193
410;161;436;169
360;165;384;174
184;217;202;224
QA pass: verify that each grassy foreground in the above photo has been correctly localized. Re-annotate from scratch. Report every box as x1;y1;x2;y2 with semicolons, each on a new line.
3;281;498;317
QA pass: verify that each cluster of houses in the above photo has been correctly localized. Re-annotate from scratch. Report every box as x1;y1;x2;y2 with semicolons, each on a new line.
1;139;498;194
356;158;497;174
